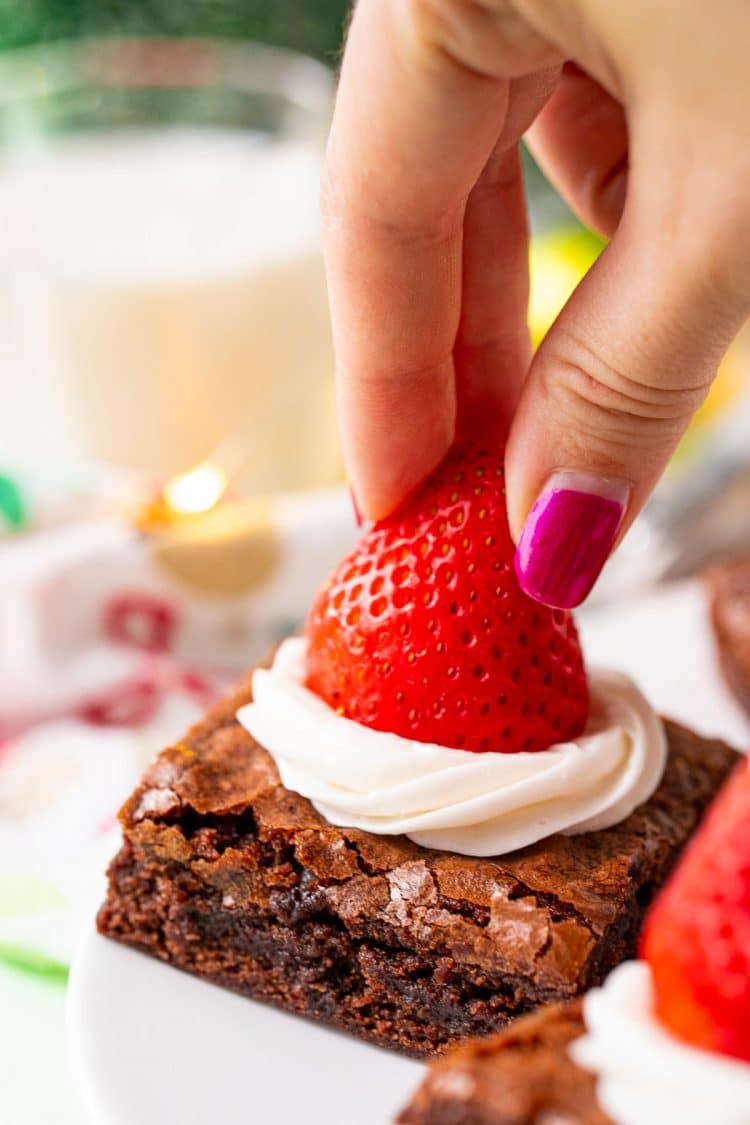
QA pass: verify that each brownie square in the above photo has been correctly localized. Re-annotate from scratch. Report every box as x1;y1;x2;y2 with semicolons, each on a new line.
397;1000;610;1124
708;554;750;715
98;662;737;1057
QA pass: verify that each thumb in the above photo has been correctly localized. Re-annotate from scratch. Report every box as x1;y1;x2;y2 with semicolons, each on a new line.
507;180;750;609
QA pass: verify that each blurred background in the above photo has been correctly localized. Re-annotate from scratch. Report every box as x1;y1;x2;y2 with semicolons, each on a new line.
0;5;749;1124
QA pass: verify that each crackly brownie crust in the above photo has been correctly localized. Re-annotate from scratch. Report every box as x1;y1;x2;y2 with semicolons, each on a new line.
398;1000;611;1124
708;555;750;715
98;666;738;1058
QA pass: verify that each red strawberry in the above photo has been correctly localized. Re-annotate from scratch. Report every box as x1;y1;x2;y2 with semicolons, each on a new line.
305;442;588;754
640;758;750;1062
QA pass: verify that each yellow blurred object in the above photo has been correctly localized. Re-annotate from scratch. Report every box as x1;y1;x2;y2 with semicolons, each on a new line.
528;226;603;347
131;460;280;596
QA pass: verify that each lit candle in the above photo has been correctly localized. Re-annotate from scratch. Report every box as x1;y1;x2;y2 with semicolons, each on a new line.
132;460;228;533
163;461;228;517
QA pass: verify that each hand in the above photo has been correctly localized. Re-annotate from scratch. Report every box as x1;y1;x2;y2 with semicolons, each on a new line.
322;0;750;607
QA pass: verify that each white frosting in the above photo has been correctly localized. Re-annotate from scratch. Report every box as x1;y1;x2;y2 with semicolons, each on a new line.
571;961;750;1125
236;637;667;857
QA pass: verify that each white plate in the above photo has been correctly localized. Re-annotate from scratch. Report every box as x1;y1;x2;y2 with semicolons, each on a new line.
67;582;750;1125
68;929;424;1125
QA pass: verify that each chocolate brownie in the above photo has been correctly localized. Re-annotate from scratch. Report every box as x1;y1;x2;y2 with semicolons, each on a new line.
397;1000;610;1124
708;554;750;715
98;665;737;1058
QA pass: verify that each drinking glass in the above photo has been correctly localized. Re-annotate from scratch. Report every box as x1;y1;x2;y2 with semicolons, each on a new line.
0;38;340;496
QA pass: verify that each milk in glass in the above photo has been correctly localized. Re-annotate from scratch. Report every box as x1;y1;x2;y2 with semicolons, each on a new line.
0;127;340;493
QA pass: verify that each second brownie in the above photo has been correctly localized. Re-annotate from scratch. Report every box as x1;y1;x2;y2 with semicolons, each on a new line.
397;999;609;1124
98;669;737;1058
708;554;750;715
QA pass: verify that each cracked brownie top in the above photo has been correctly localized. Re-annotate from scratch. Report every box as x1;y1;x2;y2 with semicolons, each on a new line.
119;667;737;992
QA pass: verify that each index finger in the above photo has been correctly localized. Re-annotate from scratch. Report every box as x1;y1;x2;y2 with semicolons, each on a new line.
323;0;523;518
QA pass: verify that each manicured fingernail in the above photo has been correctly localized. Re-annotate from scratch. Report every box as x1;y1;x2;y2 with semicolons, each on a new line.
514;471;629;609
349;485;363;527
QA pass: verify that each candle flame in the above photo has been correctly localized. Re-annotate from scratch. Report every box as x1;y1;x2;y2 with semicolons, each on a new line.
164;461;228;516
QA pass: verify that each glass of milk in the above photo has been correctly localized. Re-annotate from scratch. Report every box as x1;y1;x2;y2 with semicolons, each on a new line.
0;39;341;496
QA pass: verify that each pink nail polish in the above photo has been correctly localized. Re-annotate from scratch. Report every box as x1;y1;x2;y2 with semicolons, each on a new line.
349;486;363;527
514;472;628;609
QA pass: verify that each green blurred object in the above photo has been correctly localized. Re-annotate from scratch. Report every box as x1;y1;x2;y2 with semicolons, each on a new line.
0;472;26;529
0;943;69;980
0;0;351;60
0;876;70;977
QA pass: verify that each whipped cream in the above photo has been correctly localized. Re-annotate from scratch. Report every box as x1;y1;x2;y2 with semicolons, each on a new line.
571;961;750;1125
236;637;666;857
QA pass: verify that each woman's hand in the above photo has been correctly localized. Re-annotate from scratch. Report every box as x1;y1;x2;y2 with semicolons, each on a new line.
322;0;750;607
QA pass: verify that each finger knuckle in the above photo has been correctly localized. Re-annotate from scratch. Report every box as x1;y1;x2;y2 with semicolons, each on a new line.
538;339;709;461
407;0;557;77
406;0;463;51
407;0;484;37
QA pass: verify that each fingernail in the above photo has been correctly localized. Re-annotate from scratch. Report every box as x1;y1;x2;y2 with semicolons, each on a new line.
514;471;629;609
349;485;363;527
